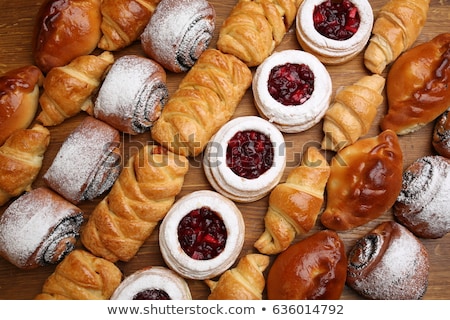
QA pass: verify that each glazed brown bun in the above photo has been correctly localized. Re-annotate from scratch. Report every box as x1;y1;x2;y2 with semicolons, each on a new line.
432;110;450;158
32;0;102;73
347;221;429;300
266;230;347;300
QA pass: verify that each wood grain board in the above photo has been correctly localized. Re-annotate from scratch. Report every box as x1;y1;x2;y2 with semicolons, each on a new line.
0;0;449;300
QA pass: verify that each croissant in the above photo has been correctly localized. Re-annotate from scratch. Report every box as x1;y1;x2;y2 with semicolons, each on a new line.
205;254;270;300
35;249;122;300
322;74;386;151
151;49;252;157
81;144;189;262
98;0;160;51
37;51;114;126
364;0;430;74
0;124;50;206
254;147;330;255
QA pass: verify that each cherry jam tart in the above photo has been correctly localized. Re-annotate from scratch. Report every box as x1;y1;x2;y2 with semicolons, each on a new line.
268;63;315;106
133;289;171;300
177;206;227;260
313;0;360;41
226;130;274;179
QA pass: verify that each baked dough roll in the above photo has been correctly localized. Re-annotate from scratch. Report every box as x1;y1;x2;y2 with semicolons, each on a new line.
81;144;189;262
433;110;450;158
94;55;169;135
43;116;121;204
0;188;84;270
151;49;252;157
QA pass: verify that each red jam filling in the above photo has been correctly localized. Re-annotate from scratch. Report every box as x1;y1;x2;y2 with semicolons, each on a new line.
268;63;315;106
177;206;227;260
133;289;171;300
313;0;361;41
226;130;274;179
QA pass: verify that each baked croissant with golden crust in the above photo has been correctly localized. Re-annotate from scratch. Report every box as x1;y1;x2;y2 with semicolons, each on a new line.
254;147;330;255
0;124;50;206
81;144;189;262
217;0;302;67
364;0;430;74
205;254;270;300
151;49;252;157
37;51;114;126
322;74;385;151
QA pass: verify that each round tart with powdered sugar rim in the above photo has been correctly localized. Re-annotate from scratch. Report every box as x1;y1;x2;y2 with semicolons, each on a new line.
110;266;192;300
253;50;332;134
296;0;373;65
203;116;286;202
159;190;245;280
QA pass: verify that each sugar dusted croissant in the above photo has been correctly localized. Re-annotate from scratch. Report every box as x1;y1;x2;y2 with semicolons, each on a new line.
321;130;403;231
98;0;160;51
151;49;252;157
322;74;386;151
205;254;270;300
364;0;430;74
216;0;302;67
35;249;122;300
0;124;50;206
254;147;330;255
37;51;114;126
81;144;189;262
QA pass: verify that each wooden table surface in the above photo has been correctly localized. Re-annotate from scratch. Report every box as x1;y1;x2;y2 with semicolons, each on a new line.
0;0;449;300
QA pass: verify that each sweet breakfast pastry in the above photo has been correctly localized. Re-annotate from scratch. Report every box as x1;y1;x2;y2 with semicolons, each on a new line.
266;230;347;300
43;116;121;204
347;221;430;300
0;187;84;270
205;254;270;300
381;33;450;135
321;74;386;151
252;49;332;133
203;116;286;203
37;51;114;126
141;0;216;73
254;147;330;255
0;65;43;145
296;0;374;65
81;144;189;263
364;0;430;74
393;155;450;239
0;124;50;206
93;55;168;135
151;49;252;157
111;266;192;300
433;111;450;158
98;0;161;51
320;130;403;231
159;190;245;280
32;0;102;73
216;0;302;67
35;249;123;300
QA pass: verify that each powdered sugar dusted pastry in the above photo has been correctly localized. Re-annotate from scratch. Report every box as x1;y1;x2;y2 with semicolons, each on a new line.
43;116;121;204
159;190;245;280
347;221;429;300
296;0;373;65
203;116;286;202
393;155;450;239
253;50;332;133
141;0;216;73
0;187;84;269
94;55;168;134
111;266;192;300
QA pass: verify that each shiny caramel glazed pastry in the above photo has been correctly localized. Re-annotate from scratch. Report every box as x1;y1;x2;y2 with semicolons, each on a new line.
433;110;450;158
347;221;429;300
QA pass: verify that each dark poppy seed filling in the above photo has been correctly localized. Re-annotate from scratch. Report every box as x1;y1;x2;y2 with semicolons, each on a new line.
313;0;361;41
267;63;315;106
133;289;171;300
226;130;274;179
177;206;227;260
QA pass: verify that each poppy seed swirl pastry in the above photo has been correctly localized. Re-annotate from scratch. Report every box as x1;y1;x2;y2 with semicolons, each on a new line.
141;0;216;73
